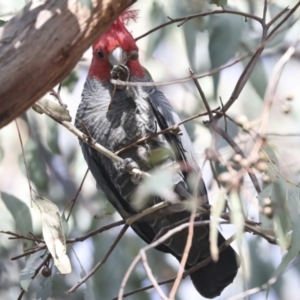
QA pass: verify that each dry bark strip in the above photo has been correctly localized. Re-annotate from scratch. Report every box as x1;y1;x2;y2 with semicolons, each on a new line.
0;0;136;128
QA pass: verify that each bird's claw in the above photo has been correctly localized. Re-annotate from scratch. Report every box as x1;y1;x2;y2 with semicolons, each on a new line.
118;158;140;184
110;64;130;89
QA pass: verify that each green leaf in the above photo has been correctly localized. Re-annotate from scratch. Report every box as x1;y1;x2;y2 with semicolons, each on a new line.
267;3;295;48
0;20;6;27
244;55;267;99
146;2;168;58
62;71;79;92
214;118;239;149
208;11;244;96
239;40;268;99
209;0;227;6
258;146;297;251
182;19;198;70
267;217;300;296
46;119;61;155
19;251;43;291
72;247;95;300
209;190;226;261
1;192;33;237
36;266;54;300
133;167;176;210
20;138;48;193
248;238;282;295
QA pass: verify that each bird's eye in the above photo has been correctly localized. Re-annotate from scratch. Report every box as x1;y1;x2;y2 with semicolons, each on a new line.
97;51;104;58
129;50;139;60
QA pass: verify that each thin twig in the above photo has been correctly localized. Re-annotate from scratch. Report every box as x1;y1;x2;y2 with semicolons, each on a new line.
267;2;300;39
50;84;67;108
116;231;235;300
11;245;46;260
65;168;89;222
262;0;268;22
219;97;227;132
189;68;213;122
66;220;125;243
33;102;150;179
266;6;289;28
135;9;263;41
67;224;129;293
0;231;44;243
140;251;169;300
211;125;261;194
115;108;220;155
260;34;300;135
227;257;300;300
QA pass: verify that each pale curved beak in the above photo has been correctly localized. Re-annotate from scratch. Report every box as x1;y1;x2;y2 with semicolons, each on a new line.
108;47;127;66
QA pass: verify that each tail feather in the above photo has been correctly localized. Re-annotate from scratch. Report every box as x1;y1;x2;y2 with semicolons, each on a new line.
189;235;240;299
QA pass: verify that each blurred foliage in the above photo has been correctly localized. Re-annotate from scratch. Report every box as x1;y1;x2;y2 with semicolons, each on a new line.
208;10;244;96
62;71;79;93
146;1;168;58
19;137;49;194
209;0;228;6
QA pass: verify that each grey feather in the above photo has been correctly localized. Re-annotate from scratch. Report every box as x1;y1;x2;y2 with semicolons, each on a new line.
75;73;239;298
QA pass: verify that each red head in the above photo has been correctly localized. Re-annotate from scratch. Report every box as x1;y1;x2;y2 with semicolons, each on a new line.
89;10;145;81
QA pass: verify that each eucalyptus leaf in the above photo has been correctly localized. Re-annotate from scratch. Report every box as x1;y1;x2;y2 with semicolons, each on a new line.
62;71;79;92
267;3;295;48
20;138;48;193
133;167;177;210
259;146;294;250
209;190;226;261
1;192;33;237
182;19;197;70
214;117;239;149
208;11;243;96
248;238;282;296
209;0;227;6
36;266;54;300
72;247;95;300
146;2;167;58
19;251;43;291
239;40;268;99
46;119;61;155
35;197;71;274
267;217;300;296
243;54;267;99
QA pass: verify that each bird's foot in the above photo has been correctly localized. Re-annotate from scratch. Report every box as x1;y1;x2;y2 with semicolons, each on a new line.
118;158;140;185
110;64;129;89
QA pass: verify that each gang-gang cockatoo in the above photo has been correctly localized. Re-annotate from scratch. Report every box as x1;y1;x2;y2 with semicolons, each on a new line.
75;10;239;299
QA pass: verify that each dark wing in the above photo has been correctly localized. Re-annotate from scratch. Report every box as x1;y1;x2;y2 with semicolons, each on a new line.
147;88;208;200
147;87;240;298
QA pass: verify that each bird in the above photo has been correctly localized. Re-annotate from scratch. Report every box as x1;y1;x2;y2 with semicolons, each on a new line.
75;10;240;299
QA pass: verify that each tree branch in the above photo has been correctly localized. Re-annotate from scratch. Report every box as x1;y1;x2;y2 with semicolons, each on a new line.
0;0;136;128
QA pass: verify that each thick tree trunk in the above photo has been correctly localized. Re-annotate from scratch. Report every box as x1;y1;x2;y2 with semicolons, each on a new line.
0;0;135;128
